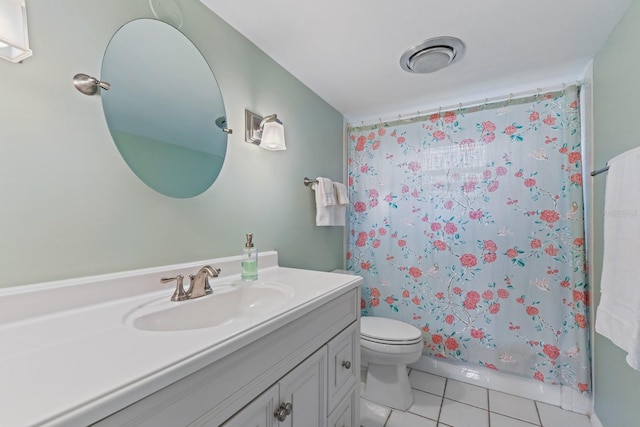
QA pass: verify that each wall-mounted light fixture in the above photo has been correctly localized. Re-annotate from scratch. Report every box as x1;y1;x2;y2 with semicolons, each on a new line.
245;109;286;151
0;0;32;63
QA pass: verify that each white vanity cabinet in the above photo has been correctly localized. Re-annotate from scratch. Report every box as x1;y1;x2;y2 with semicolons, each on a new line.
93;286;360;427
221;322;359;427
221;346;326;427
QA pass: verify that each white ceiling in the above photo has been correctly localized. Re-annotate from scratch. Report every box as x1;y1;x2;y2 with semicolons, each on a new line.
200;0;632;122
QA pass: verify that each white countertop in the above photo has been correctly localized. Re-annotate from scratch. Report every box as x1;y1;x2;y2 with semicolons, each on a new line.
0;252;361;427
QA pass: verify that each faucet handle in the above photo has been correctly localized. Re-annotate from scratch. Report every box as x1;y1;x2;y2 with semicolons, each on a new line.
161;275;188;301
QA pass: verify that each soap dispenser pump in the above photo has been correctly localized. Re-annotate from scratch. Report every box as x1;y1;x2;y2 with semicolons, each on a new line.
241;233;258;281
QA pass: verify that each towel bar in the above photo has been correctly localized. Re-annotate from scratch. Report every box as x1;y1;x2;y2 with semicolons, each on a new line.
590;165;609;176
304;177;318;187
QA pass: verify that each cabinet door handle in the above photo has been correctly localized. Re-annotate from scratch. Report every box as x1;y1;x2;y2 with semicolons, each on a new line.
342;360;352;369
274;402;292;421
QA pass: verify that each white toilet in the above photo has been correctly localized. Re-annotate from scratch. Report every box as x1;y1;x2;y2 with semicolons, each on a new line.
360;316;423;410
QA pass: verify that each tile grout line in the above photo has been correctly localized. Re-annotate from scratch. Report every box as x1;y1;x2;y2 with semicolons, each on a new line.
438;384;490;411
486;387;491;427
485;387;544;426
437;378;448;424
491;412;542;426
491;390;543;426
382;408;392;427
534;400;543;426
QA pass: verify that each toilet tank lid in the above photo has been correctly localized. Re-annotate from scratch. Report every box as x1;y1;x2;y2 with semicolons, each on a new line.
361;316;422;341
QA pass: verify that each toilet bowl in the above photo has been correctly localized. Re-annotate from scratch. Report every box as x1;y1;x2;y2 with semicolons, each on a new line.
360;316;423;410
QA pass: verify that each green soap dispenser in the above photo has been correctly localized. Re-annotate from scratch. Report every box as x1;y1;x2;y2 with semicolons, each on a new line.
241;233;258;281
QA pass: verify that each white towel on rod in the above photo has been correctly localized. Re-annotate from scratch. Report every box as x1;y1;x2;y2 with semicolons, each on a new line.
595;146;640;370
333;182;349;226
334;182;349;205
314;177;336;207
312;177;337;226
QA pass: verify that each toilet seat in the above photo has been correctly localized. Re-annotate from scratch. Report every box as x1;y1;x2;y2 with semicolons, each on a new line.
361;335;422;345
360;316;422;345
361;336;423;355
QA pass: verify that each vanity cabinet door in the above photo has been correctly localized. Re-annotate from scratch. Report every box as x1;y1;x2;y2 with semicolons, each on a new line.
328;388;357;427
223;346;328;427
278;346;327;427
220;384;278;427
327;322;359;411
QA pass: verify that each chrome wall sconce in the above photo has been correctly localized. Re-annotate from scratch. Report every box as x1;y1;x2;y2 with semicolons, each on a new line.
0;0;32;63
245;109;286;151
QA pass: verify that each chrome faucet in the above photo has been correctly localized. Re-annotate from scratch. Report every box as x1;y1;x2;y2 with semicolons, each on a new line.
161;265;221;302
187;265;220;299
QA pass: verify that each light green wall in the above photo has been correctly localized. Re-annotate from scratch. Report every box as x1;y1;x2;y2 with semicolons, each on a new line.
593;0;640;425
0;0;345;287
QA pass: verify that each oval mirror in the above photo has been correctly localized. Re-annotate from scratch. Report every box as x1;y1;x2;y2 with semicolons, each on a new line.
101;19;227;198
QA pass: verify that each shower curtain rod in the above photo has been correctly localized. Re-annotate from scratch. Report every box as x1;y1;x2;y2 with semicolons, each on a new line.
349;81;583;131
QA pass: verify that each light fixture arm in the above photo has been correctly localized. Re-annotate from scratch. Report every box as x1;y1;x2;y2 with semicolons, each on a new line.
259;114;282;128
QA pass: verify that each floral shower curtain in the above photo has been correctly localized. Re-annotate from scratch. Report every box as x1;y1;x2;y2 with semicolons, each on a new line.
346;86;590;393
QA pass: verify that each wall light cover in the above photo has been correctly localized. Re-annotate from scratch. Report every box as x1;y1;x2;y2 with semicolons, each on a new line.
0;0;32;63
260;120;286;151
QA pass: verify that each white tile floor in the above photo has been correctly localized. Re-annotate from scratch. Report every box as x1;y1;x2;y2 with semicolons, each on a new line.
361;369;593;427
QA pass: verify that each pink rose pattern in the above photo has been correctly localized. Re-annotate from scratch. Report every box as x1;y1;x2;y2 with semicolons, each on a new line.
346;88;590;393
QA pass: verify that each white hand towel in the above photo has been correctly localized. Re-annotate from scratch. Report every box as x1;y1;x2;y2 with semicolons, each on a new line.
314;177;336;207
312;177;336;226
334;182;349;205
332;182;349;226
595;146;640;370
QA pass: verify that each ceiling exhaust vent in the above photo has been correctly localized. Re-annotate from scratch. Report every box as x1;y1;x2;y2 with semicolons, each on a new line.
400;36;465;74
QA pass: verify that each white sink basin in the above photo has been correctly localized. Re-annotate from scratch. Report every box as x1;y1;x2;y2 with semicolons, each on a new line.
129;282;295;332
